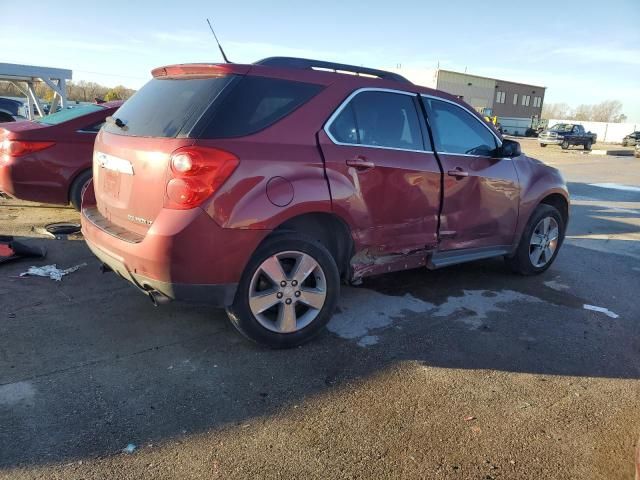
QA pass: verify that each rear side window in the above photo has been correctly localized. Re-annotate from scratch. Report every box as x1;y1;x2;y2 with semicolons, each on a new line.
199;76;323;138
423;97;498;156
103;76;234;138
328;91;427;151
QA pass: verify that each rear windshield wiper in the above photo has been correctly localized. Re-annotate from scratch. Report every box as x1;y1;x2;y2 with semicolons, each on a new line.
106;116;128;131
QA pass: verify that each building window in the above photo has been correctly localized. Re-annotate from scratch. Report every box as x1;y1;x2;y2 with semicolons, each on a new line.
513;93;518;105
521;95;531;107
496;91;506;104
532;96;542;108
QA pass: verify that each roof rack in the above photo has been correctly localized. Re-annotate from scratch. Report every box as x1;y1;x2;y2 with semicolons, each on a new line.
254;57;411;84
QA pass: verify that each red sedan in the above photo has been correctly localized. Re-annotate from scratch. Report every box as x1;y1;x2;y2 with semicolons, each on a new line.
0;101;123;210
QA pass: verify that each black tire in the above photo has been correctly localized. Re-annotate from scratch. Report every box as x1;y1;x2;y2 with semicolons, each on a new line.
69;170;92;211
227;233;340;348
540;143;547;148
505;204;565;276
584;140;592;151
622;140;628;147
561;140;570;150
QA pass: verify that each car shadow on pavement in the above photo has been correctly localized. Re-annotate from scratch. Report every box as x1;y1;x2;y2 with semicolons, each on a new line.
0;182;639;469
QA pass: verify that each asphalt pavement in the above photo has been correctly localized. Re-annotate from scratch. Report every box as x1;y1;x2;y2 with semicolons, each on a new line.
0;139;638;479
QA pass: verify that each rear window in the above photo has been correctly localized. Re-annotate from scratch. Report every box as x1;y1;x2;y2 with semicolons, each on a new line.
103;76;234;138
36;104;105;125
197;76;323;138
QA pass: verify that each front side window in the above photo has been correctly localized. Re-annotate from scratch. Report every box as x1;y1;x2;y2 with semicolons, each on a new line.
328;90;426;151
423;97;498;157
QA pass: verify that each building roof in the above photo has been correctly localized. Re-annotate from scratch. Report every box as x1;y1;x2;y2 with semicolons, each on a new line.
437;69;546;90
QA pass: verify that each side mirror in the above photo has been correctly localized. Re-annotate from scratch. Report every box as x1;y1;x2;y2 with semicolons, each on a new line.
498;139;521;158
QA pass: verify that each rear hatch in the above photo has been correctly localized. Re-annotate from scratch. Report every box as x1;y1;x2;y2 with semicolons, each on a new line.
93;68;242;235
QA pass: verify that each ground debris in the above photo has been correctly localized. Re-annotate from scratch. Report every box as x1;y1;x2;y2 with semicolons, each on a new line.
20;263;87;281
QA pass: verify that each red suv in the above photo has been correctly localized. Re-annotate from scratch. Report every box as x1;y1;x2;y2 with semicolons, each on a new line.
81;57;569;347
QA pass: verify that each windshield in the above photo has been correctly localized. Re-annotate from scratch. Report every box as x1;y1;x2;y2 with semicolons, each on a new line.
549;124;574;132
36;104;105;125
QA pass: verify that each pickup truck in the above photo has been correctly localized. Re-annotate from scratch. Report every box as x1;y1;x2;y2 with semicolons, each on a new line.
539;123;597;150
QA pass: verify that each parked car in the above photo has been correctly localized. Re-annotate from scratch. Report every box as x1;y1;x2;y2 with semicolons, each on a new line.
80;58;569;348
0;101;123;209
635;143;640;159
622;131;640;147
0;97;28;123
539;123;597;150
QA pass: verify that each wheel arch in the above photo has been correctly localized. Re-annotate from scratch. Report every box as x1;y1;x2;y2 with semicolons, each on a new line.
540;192;569;228
67;167;93;203
262;212;354;280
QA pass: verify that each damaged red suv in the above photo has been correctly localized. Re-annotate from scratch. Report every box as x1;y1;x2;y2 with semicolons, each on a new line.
81;57;569;347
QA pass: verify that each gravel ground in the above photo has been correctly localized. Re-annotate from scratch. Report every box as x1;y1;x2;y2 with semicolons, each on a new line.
0;139;639;479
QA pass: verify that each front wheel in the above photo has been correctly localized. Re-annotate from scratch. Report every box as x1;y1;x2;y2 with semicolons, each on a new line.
227;233;340;348
561;140;570;150
506;204;564;275
540;143;547;148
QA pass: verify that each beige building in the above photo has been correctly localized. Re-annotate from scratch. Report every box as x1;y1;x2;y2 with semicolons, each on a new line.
389;67;546;134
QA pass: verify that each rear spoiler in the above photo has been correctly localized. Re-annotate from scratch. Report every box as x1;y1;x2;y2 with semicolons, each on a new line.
151;63;251;78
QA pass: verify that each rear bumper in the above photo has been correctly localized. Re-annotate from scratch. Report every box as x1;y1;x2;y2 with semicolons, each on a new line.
81;194;269;307
86;239;237;305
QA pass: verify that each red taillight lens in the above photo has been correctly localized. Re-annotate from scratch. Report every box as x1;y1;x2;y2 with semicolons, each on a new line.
0;139;55;157
165;146;239;209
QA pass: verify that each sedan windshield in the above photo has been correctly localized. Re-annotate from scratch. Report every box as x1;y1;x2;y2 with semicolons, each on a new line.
36;104;105;125
549;124;574;132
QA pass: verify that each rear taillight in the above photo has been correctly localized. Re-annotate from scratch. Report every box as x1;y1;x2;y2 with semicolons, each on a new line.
165;146;239;210
0;139;55;157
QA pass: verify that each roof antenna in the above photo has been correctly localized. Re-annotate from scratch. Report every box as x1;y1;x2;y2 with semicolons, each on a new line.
206;18;231;63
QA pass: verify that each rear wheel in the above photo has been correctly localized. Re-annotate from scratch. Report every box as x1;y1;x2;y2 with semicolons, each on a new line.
584;140;592;151
506;204;564;275
69;170;92;211
561;139;570;150
227;233;340;348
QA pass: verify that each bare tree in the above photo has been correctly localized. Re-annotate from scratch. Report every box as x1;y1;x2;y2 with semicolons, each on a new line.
541;102;572;119
591;100;623;122
573;104;593;121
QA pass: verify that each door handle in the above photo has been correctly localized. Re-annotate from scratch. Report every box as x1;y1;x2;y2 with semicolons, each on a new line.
346;156;375;171
447;168;469;179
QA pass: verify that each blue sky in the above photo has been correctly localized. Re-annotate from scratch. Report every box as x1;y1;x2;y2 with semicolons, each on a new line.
2;0;639;121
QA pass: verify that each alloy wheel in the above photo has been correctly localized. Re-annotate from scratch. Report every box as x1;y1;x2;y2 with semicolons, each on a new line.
248;251;327;333
529;217;559;268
